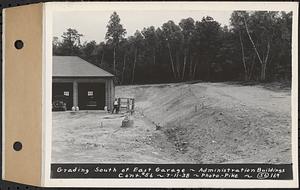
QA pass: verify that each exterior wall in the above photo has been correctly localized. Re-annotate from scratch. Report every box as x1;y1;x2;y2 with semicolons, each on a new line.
111;80;115;111
105;80;110;110
52;77;114;110
105;79;115;111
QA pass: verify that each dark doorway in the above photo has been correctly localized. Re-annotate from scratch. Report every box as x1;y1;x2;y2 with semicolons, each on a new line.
78;83;105;110
52;83;73;110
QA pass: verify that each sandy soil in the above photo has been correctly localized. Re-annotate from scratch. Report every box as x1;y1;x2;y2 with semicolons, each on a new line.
52;111;176;163
52;82;291;163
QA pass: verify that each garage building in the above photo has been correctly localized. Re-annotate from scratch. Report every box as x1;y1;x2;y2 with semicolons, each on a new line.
52;56;114;111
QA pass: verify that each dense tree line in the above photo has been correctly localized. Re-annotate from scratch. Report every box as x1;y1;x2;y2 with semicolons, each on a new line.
53;11;292;85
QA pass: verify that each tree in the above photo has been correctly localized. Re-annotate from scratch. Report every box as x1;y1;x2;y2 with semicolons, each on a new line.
162;20;182;80
214;26;239;81
240;11;278;81
230;11;254;81
179;18;195;80
105;11;127;73
53;36;61;55
142;26;158;65
193;16;221;81
272;11;292;80
81;40;97;63
118;38;130;84
130;30;144;84
60;28;83;55
97;42;107;67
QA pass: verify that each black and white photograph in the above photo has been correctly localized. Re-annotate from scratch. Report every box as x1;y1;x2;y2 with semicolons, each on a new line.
51;6;293;163
46;2;298;187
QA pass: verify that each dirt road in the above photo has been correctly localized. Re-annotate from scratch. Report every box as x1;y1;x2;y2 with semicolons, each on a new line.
52;82;291;164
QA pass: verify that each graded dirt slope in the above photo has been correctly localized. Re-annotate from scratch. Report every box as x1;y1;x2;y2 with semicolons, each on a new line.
116;82;292;164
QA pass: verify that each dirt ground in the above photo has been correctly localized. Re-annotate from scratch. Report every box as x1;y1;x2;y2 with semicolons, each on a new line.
52;82;292;164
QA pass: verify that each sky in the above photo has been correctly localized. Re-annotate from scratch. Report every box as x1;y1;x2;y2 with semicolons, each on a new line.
53;10;233;43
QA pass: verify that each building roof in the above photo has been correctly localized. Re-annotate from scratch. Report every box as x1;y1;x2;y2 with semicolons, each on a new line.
53;56;114;77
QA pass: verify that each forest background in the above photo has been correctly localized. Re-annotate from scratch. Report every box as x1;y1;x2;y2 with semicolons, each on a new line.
53;11;292;85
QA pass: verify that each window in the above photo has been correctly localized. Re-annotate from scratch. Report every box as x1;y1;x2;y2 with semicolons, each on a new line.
64;91;69;96
88;91;93;96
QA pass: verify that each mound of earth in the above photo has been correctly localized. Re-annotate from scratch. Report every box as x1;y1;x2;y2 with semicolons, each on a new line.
116;82;291;164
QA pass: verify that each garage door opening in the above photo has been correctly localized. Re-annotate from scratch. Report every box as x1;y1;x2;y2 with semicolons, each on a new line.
78;83;105;110
52;83;73;110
